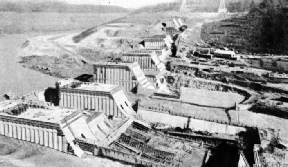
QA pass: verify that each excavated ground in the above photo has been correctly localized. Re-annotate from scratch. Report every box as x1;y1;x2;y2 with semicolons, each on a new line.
18;12;222;78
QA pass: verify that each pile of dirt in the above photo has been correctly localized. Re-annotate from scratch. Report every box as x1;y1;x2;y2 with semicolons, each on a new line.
180;87;244;108
20;38;66;58
19;55;92;78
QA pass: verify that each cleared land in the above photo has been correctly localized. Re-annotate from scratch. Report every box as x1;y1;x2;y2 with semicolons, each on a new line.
180;87;244;108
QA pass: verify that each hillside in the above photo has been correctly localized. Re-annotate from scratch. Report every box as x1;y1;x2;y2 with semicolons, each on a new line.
131;0;282;13
0;1;129;13
201;1;288;54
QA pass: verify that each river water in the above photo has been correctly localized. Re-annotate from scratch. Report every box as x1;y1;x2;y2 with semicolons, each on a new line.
0;33;58;100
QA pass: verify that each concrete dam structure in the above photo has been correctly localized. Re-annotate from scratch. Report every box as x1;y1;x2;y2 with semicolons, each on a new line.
58;79;136;119
93;62;155;91
122;51;157;71
0;101;76;153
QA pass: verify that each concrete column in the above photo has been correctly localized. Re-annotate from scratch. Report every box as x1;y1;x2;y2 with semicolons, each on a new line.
104;97;107;115
49;129;53;148
94;97;97;111
77;93;80;109
4;122;9;136
110;99;115;117
110;68;114;84
62;137;67;153
0;120;4;135
100;96;103;111
8;122;13;137
84;93;87;110
80;93;84;110
26;126;31;142
76;94;80;110
61;93;64;107
21;125;26;141
60;93;64;106
39;128;44;145
58;136;63;152
84;94;88;109
35;128;40;144
74;94;77;109
12;123;17;138
17;125;21;139
83;93;86;110
67;94;70;108
108;98;112;116
87;94;91;110
62;93;66;107
65;93;68;108
44;129;49;147
101;97;104;111
30;127;35;143
53;130;58;150
91;96;94;110
106;68;110;83
70;94;73;108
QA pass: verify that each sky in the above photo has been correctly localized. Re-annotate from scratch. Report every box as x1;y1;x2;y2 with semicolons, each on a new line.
62;0;176;9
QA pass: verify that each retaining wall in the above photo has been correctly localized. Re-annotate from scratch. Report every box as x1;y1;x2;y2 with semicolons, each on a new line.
167;75;252;103
137;108;246;135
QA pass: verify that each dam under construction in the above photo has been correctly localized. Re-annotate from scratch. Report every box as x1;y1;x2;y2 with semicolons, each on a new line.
2;13;288;167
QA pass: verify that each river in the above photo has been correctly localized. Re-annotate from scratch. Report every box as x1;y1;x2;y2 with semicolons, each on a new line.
0;33;59;100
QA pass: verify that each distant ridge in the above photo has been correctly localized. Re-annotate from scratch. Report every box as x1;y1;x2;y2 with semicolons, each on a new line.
0;1;130;13
131;0;286;14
